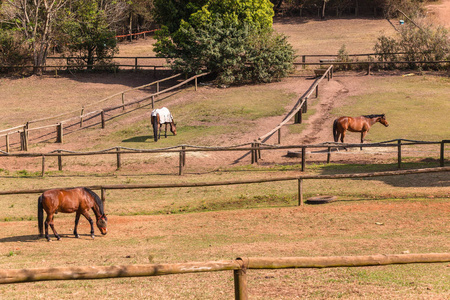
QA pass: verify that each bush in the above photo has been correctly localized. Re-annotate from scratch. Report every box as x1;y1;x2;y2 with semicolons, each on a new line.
0;30;31;69
374;23;450;70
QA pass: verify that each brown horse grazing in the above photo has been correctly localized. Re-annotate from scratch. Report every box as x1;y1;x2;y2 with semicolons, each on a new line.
38;187;107;241
151;107;177;142
333;114;389;147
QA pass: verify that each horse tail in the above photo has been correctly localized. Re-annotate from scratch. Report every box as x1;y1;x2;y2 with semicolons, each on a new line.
333;119;339;142
152;115;159;142
38;195;44;237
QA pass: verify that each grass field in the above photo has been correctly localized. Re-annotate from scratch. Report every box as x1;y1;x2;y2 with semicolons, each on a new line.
0;15;449;299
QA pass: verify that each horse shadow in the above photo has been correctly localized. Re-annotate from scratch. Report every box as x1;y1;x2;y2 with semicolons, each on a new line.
122;135;153;143
0;233;101;243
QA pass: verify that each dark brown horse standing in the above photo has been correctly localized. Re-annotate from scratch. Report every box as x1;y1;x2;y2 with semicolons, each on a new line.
151;107;177;142
333;114;389;148
38;187;107;241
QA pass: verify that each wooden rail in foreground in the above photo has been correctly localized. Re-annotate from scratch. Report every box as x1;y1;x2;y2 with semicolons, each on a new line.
1;167;448;207
1;253;449;299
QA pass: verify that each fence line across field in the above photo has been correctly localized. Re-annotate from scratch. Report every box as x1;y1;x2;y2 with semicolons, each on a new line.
0;167;448;208
0;253;449;300
0;139;449;176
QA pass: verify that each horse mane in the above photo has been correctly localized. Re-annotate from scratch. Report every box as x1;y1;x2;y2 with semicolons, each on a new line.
363;114;385;119
83;187;105;216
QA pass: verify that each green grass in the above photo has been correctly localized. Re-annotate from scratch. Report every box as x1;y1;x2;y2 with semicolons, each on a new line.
331;76;450;141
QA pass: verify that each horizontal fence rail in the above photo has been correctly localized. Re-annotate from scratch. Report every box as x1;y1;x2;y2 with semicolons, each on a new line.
1;253;449;299
1;167;448;207
1;139;448;176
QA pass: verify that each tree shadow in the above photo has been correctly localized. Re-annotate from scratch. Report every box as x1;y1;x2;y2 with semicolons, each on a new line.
318;160;449;188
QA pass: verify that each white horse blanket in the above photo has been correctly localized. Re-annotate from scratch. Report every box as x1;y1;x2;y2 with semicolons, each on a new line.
151;107;173;124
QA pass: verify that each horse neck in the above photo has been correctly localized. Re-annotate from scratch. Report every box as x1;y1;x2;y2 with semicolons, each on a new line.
367;117;380;126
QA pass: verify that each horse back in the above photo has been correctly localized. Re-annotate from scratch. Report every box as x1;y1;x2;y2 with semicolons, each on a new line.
41;187;89;214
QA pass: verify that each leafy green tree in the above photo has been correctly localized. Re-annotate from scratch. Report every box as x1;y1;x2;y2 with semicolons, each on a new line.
154;0;294;85
60;0;118;69
154;0;208;33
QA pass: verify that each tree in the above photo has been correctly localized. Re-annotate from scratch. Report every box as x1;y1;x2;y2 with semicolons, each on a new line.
154;0;208;33
1;0;68;74
60;0;120;69
154;0;294;85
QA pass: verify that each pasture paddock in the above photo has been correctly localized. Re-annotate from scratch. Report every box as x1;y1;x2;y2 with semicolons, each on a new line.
1;15;449;298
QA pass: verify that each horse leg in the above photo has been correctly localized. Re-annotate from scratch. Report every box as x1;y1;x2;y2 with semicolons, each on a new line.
46;214;60;241
73;212;81;238
164;123;168;138
82;211;95;239
360;131;367;150
341;131;347;151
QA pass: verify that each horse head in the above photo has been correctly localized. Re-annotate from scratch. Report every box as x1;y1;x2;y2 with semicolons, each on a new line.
96;214;108;235
170;122;177;136
378;114;389;127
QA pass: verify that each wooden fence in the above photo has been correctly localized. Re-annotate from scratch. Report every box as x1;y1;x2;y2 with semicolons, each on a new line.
1;253;449;299
0;139;448;176
0;167;448;206
0;72;208;152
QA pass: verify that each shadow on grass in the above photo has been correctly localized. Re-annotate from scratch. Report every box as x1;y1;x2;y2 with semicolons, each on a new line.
0;233;104;243
318;159;449;188
122;135;153;143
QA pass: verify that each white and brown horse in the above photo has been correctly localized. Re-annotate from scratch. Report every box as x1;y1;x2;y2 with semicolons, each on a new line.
151;107;177;142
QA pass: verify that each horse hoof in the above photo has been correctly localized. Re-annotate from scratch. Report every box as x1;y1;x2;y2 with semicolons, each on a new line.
47;239;52;242
91;235;95;239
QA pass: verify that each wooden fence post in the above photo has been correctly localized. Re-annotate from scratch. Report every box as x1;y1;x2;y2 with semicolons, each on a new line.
302;98;308;113
41;155;45;177
298;179;304;206
301;147;306;171
179;146;186;175
151;96;154;109
234;259;248;300
134;57;138;71
116;147;121;170
327;146;331;164
278;129;281;144
56;123;63;143
5;134;9;153
295;110;302;124
440;140;446;167
156;82;160;93
122;94;125;111
80;108;84;127
101;188;106;203
315;85;319;98
251;143;255;164
195;77;198;91
58;150;63;171
101;111;105;129
302;55;306;69
397;140;402;169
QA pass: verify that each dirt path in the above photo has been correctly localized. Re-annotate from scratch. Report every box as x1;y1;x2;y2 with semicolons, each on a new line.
426;0;450;28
